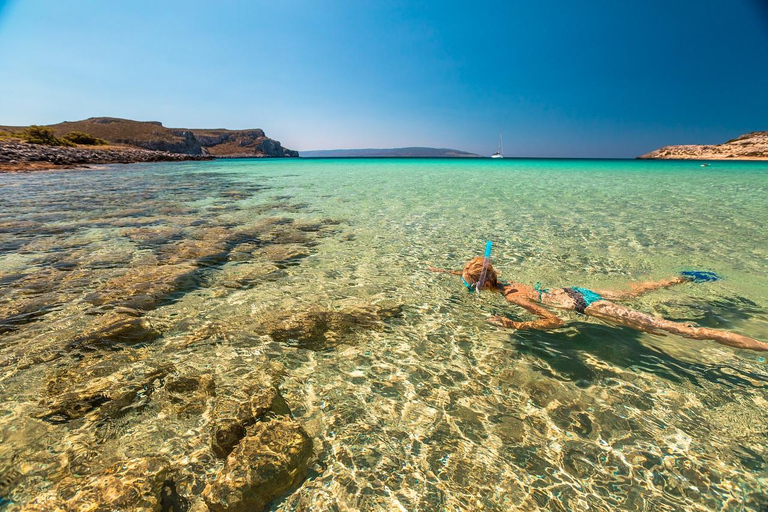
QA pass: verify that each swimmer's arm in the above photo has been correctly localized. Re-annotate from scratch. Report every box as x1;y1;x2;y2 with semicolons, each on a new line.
488;295;564;330
426;266;463;275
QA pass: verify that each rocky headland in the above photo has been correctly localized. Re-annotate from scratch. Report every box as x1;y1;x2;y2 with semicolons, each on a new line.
638;131;768;160
0;117;298;172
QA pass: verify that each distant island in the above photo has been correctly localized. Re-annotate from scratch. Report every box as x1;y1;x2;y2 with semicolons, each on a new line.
0;117;297;172
639;131;768;160
300;147;480;158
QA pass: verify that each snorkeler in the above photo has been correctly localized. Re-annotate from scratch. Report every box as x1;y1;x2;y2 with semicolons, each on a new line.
428;244;768;352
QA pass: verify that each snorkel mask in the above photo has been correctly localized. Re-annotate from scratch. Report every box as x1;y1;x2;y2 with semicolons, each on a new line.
461;240;493;293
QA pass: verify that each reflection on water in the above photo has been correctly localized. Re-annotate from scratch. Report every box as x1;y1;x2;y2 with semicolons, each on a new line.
0;159;767;510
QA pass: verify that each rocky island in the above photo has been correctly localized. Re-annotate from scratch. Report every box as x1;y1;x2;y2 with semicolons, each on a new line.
638;131;768;160
0;117;298;172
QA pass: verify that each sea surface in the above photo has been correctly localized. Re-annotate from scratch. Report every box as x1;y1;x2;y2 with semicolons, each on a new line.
1;158;767;510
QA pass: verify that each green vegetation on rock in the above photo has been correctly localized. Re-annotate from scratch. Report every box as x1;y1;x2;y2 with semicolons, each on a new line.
19;126;75;147
63;131;108;145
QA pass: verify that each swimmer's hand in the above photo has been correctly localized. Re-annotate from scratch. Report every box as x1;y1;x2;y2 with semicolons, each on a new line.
488;316;519;329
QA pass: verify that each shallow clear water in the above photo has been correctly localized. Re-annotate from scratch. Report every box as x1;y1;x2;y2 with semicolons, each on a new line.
1;158;767;510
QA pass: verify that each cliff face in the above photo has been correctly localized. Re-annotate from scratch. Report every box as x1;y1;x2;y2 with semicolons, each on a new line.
1;117;297;158
190;129;298;157
639;131;768;160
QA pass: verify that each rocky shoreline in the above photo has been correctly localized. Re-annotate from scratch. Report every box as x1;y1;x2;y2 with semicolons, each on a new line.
638;131;768;160
1;117;300;164
0;139;211;172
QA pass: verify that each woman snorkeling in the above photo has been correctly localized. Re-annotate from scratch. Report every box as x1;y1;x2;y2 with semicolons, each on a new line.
428;243;768;352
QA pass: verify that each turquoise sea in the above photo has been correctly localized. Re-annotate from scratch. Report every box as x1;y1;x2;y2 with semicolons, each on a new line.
0;158;767;510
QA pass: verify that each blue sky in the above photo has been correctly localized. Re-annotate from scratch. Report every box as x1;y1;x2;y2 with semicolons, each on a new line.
1;0;767;157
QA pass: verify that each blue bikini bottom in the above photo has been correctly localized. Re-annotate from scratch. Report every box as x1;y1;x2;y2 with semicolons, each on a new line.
563;287;603;314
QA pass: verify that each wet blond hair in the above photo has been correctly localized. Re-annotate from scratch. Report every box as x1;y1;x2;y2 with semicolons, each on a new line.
462;256;499;289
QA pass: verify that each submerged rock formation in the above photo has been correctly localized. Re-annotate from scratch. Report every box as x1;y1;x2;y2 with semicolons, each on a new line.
203;419;313;512
638;131;768;160
258;303;404;351
23;457;172;511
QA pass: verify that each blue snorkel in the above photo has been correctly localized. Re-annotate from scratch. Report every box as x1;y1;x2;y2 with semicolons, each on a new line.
474;240;493;293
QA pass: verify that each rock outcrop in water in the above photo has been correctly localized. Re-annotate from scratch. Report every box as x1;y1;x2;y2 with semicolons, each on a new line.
638;131;768;160
204;419;313;512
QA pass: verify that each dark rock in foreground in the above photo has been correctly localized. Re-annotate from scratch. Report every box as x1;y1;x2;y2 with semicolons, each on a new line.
203;419;313;512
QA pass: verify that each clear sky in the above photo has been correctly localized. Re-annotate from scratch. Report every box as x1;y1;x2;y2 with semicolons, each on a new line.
1;0;767;157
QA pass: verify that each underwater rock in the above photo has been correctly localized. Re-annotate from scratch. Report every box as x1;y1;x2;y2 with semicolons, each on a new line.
219;190;252;201
67;312;161;351
0;299;60;334
163;373;216;416
291;220;324;232
491;414;526;444
122;226;187;248
227;242;260;262
248;386;292;419
166;374;216;395
39;363;173;424
561;441;603;479
160;479;189;512
210;385;292;459
44;351;147;397
0;466;21;504
85;263;199;311
261;228;314;247
252;200;309;215
549;404;596;439
22;457;170;511
203;419;313;512
160;239;230;266
212;419;248;459
10;269;62;296
215;263;281;290
261;304;403;351
189;498;211;512
260;244;310;266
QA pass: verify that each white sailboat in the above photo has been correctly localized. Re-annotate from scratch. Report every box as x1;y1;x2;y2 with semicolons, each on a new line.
491;134;504;159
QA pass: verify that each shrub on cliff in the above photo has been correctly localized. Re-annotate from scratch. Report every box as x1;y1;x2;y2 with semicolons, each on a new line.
20;126;75;147
63;131;108;145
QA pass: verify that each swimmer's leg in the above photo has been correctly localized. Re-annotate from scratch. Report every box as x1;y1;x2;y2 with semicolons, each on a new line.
593;276;688;300
585;301;768;352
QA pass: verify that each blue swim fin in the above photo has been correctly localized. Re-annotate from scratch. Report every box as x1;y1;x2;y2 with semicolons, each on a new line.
681;270;720;283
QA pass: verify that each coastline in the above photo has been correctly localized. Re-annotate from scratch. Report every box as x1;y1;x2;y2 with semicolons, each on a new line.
638;132;768;160
0;139;211;173
638;155;768;161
